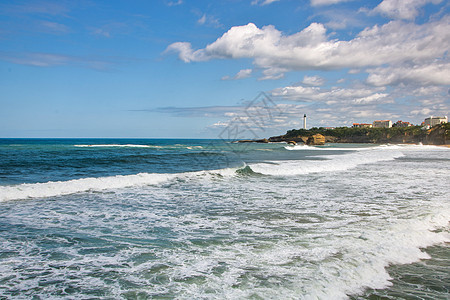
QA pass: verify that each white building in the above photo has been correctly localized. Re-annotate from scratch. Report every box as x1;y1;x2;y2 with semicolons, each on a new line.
424;116;448;127
373;120;392;128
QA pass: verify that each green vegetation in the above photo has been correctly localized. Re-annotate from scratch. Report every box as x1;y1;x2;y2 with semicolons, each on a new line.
443;122;450;139
285;125;427;143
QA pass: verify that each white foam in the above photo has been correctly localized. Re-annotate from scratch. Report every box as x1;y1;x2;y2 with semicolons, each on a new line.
251;147;404;176
284;144;318;150
0;173;177;202
285;144;378;151
74;144;160;148
0;167;240;202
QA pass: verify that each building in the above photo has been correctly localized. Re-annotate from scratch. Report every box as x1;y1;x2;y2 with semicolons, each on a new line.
393;120;412;127
352;123;373;128
303;114;307;129
372;120;392;128
424;116;448;127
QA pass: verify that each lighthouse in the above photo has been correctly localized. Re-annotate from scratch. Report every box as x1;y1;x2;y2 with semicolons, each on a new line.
303;114;307;129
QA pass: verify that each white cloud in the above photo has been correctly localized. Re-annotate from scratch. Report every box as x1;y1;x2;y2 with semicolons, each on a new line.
302;75;325;86
39;21;69;34
166;17;450;80
222;68;253;80
271;84;390;105
251;0;280;6
4;52;70;67
367;62;450;86
92;28;111;38
410;108;433;116
165;42;197;62
198;14;206;25
197;13;221;27
166;0;183;6
260;67;287;80
412;86;444;96
0;51;121;71
310;0;355;6
372;0;443;20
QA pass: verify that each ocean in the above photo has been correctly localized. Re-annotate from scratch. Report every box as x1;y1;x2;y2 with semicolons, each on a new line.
0;139;448;299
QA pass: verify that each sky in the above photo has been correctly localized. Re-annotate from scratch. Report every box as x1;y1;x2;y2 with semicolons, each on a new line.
0;0;449;138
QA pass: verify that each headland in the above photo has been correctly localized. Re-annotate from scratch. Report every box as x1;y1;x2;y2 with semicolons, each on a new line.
240;123;450;145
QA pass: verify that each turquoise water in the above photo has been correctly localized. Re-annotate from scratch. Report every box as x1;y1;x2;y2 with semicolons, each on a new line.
0;139;449;299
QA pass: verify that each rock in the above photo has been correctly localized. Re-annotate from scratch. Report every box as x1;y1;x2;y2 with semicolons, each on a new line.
268;135;285;142
237;138;269;143
237;140;255;143
306;134;326;145
287;141;297;145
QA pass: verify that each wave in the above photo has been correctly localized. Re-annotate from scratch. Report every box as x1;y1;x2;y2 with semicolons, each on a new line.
307;209;450;299
2;145;431;202
74;144;205;150
0;168;238;202
0;173;175;202
285;144;378;151
284;143;450;152
74;144;162;148
250;146;404;176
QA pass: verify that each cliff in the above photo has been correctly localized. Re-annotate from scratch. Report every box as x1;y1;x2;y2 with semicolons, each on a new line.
267;123;449;145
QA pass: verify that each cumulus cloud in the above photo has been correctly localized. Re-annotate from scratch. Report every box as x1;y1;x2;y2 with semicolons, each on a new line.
166;17;450;79
302;75;325;86
234;68;253;79
269;84;402;126
372;0;443;20
367;62;450;86
271;84;390;105
164;5;449;127
222;68;253;80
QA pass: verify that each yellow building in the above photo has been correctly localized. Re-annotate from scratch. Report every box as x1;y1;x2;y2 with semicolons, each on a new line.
352;123;373;128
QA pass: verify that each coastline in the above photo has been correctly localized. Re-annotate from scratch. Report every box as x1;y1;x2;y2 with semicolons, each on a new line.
239;123;449;146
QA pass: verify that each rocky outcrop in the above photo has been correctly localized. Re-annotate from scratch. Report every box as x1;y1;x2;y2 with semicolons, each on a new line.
306;134;325;145
238;138;269;143
424;125;449;145
268;135;306;143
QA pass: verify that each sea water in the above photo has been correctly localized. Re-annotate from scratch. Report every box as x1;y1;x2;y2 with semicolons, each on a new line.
0;139;448;299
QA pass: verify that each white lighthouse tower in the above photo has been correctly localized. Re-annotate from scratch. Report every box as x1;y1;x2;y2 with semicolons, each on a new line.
303;114;307;129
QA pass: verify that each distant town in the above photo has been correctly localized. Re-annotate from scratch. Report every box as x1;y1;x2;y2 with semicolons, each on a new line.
352;116;448;129
251;115;450;146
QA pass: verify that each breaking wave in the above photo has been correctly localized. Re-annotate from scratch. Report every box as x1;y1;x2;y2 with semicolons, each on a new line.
250;146;404;176
0;145;426;202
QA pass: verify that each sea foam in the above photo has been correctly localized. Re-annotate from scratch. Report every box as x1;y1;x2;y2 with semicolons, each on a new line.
0;173;176;202
74;144;160;148
250;146;404;176
0;168;238;202
0;145;437;202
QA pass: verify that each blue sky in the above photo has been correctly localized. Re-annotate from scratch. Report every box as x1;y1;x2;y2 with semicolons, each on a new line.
0;0;449;138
